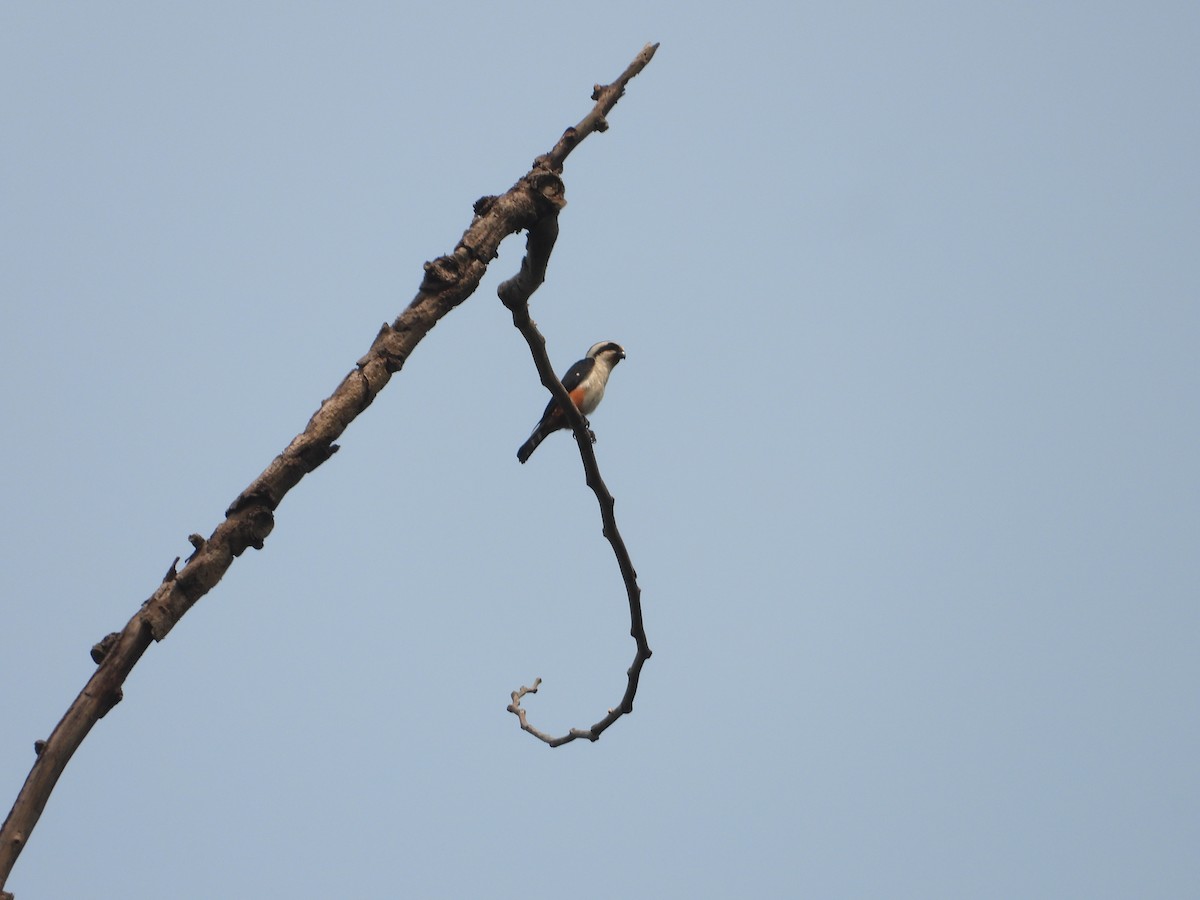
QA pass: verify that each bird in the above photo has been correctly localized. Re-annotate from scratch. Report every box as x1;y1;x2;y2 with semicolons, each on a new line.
517;341;626;463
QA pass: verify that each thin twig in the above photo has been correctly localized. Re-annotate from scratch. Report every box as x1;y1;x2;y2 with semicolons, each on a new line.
503;297;653;746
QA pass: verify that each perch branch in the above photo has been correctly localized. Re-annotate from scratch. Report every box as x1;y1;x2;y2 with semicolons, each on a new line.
0;42;659;894
500;224;652;746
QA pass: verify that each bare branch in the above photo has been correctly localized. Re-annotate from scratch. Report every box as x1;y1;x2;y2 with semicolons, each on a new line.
503;260;653;748
0;43;659;893
541;42;660;173
497;47;656;746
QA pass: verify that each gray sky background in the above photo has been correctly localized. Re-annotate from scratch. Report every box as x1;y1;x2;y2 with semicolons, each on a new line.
2;2;1197;898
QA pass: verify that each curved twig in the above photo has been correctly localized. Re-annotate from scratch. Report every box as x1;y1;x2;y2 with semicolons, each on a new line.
500;212;653;746
0;42;659;896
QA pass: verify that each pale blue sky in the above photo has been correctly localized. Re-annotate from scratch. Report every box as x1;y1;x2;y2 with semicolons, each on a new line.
2;2;1197;898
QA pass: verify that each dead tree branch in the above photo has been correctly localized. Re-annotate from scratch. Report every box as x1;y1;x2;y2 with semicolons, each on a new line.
501;287;652;746
497;77;656;741
0;42;658;897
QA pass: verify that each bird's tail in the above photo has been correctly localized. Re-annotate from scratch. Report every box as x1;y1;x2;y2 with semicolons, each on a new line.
517;427;548;464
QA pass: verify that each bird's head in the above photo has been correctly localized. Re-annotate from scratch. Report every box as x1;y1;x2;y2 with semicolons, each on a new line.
587;341;626;367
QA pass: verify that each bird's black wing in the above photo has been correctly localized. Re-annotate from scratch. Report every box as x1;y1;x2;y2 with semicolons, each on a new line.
539;356;596;418
559;357;595;392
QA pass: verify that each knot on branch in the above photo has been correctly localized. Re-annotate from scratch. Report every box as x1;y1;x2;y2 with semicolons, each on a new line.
474;194;499;216
359;323;409;374
97;686;123;719
227;487;274;516
186;533;206;562
296;439;340;471
228;504;275;556
90;633;120;664
420;253;463;292
527;170;566;211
